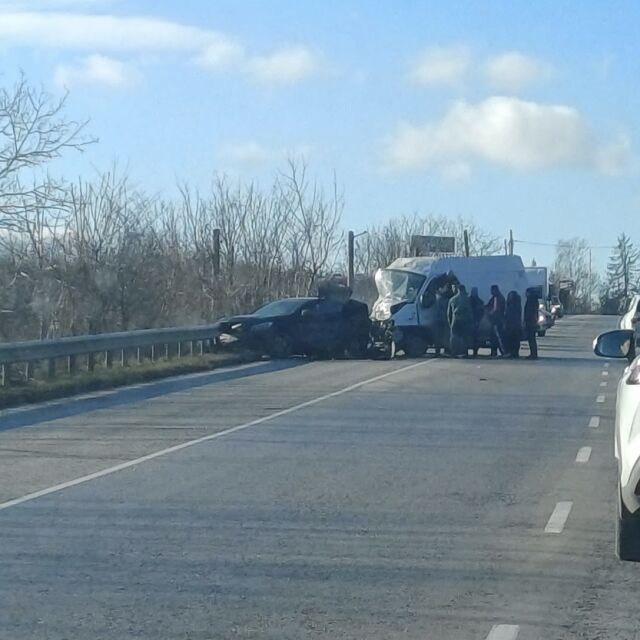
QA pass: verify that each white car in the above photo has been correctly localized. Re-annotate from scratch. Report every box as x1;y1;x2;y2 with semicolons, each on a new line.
593;329;640;560
620;294;640;333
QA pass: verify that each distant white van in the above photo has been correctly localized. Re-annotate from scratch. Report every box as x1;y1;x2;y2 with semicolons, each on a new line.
371;255;530;356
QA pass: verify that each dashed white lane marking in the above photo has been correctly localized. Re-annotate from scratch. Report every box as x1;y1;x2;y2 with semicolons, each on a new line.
604;363;610;368
600;381;607;387
545;501;573;533
602;370;609;377
0;359;435;512
589;416;600;428
576;446;592;463
596;394;606;403
486;624;519;640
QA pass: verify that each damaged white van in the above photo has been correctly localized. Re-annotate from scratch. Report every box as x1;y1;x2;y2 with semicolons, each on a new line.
371;255;530;357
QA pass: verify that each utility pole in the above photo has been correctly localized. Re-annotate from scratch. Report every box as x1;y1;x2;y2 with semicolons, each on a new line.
212;228;221;277
509;229;514;256
589;247;593;313
347;230;355;288
463;229;470;257
504;239;508;255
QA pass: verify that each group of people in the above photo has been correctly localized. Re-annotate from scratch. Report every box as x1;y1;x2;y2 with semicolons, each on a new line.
433;283;540;359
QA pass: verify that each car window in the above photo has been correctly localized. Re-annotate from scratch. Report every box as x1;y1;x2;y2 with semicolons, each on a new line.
252;299;308;317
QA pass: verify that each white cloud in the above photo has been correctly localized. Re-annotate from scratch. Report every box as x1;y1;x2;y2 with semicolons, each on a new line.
219;141;313;167
54;53;138;88
0;11;321;85
194;40;245;71
484;51;550;91
0;11;218;52
219;142;271;166
409;45;470;87
245;46;318;84
441;161;471;182
385;96;631;175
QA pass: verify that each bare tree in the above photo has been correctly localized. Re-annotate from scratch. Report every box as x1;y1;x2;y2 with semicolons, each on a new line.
0;74;94;231
279;159;343;294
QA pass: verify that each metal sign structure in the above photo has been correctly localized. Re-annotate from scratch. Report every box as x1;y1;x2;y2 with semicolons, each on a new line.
410;235;456;256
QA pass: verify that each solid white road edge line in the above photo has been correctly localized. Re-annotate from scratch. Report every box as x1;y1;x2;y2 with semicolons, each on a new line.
0;360;270;419
589;416;600;428
0;359;435;512
486;624;519;640
596;394;606;403
576;446;592;463
545;501;573;533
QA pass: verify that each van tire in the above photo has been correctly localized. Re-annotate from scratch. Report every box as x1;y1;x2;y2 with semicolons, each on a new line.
537;330;546;337
404;334;428;358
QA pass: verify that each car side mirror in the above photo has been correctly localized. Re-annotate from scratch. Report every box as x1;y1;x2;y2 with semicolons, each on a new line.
421;292;435;308
593;329;636;361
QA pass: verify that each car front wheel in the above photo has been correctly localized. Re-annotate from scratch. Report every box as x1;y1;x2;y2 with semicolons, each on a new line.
617;485;640;562
268;334;293;359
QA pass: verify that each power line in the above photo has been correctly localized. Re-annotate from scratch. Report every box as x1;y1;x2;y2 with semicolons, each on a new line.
514;239;615;250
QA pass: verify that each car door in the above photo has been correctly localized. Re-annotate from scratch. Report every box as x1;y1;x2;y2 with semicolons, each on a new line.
297;299;344;354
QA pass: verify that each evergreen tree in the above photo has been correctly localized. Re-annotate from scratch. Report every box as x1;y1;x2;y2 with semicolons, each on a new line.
606;233;639;301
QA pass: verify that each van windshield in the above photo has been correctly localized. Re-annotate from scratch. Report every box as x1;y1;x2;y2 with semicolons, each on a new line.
375;269;426;303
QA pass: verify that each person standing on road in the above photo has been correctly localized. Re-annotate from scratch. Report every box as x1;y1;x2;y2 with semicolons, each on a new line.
433;287;450;357
486;284;506;357
469;287;484;357
447;283;473;357
524;288;539;360
504;290;522;358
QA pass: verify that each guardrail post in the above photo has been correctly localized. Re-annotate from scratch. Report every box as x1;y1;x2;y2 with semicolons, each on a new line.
24;361;32;382
151;345;155;363
48;358;56;379
199;340;204;356
189;340;195;356
120;349;128;367
88;352;95;372
1;364;6;387
67;354;77;375
164;343;170;360
136;347;141;364
105;350;113;369
177;341;182;358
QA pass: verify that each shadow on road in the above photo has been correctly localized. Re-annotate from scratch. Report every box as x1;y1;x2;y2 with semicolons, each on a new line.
0;359;304;432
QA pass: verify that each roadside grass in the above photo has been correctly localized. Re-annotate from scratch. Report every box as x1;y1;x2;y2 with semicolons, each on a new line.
0;350;258;410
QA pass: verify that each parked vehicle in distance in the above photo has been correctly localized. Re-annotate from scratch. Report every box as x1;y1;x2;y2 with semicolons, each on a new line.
218;297;371;359
593;329;640;561
549;295;564;319
537;306;554;337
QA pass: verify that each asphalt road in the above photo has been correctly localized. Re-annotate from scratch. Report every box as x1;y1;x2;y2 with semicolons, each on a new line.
1;315;638;639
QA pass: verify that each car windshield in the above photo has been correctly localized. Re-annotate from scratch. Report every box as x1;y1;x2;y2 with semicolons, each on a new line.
252;299;308;318
375;269;425;303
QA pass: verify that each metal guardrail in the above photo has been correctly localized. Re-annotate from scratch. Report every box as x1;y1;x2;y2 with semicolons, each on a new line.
0;323;222;386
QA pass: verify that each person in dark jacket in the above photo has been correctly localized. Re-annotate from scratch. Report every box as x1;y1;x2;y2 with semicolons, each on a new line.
504;290;522;358
486;284;506;356
524;288;539;359
469;287;484;357
447;284;472;357
433;287;451;356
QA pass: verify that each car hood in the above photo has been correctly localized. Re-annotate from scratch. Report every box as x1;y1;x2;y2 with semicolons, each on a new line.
219;314;279;328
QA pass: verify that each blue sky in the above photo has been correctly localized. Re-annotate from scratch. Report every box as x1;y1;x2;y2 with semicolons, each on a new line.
0;0;638;271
